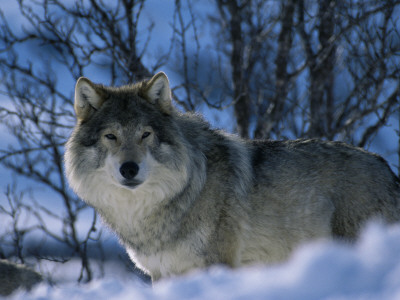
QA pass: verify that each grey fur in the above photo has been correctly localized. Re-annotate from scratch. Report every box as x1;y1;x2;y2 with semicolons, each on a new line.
0;260;42;296
65;72;400;281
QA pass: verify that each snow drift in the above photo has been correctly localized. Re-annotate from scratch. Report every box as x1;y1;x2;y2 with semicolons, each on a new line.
9;222;400;300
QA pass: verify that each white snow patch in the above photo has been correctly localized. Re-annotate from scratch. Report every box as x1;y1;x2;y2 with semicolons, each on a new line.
9;222;400;300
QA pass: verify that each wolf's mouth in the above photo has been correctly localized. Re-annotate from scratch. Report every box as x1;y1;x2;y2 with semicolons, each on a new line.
122;179;143;188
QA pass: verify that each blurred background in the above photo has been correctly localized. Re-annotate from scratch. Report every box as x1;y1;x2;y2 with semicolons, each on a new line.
0;0;399;284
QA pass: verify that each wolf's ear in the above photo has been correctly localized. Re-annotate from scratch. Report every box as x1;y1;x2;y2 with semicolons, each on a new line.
74;77;106;121
143;72;173;114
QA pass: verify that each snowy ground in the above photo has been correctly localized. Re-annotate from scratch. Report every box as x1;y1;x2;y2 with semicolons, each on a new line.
8;222;400;300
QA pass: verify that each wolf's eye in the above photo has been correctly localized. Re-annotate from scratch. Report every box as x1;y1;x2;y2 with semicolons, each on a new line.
142;132;151;139
105;134;117;140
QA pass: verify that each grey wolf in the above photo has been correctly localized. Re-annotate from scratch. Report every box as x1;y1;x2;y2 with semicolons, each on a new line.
64;72;400;281
0;260;42;296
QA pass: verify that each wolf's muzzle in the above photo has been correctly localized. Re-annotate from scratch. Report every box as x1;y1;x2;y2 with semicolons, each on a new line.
119;161;139;180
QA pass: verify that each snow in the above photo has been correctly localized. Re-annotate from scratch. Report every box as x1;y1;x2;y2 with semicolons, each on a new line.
8;222;400;300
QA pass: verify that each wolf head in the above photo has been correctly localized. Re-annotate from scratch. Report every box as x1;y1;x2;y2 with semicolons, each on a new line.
65;72;198;206
74;72;173;121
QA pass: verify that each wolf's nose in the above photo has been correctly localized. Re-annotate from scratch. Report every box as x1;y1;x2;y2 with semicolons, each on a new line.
119;161;139;180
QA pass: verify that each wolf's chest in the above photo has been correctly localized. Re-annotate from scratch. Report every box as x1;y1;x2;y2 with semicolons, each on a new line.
84;181;158;239
126;242;205;280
